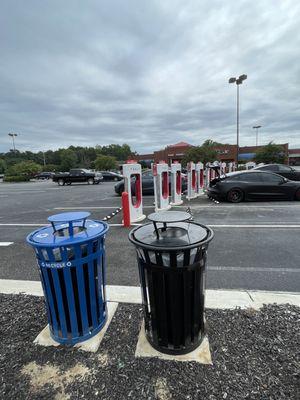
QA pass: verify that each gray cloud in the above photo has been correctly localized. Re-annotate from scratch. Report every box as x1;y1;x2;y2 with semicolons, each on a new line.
0;0;299;153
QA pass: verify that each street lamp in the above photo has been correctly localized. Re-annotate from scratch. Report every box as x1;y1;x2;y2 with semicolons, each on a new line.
228;74;247;165
252;125;262;147
8;133;18;152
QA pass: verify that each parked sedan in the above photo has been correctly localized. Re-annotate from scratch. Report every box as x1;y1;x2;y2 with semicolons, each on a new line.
254;164;300;181
34;172;55;180
207;170;300;203
114;170;188;196
100;171;123;181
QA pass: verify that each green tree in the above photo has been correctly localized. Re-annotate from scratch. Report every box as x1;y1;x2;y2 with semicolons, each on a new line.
59;149;77;171
94;155;117;171
101;144;133;160
41;164;58;172
182;140;218;165
7;161;42;177
254;142;287;164
0;158;6;173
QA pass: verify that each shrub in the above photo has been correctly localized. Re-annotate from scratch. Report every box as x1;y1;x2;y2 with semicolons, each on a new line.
3;175;30;182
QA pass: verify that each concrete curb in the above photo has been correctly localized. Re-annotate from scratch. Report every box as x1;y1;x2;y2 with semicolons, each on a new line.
0;279;299;309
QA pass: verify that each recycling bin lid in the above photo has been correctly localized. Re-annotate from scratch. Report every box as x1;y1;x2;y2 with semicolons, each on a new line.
27;211;109;247
129;211;210;250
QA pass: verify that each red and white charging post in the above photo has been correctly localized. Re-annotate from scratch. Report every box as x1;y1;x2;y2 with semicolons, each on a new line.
122;161;146;226
153;161;171;212
204;164;211;190
187;161;197;200
195;162;204;196
220;162;227;175
170;162;183;205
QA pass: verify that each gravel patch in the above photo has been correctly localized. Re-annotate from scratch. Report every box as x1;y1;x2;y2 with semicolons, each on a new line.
0;293;299;399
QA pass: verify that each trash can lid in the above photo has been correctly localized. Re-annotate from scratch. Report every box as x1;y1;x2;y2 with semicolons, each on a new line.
130;211;210;250
27;212;108;247
148;211;191;223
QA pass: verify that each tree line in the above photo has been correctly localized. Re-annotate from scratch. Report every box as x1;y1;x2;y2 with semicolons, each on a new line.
0;144;134;177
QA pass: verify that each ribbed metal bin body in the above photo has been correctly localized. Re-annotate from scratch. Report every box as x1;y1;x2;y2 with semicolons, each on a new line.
27;212;109;345
129;213;213;355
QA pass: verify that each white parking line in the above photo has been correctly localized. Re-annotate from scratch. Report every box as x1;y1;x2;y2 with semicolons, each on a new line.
209;224;300;228
0;242;14;246
209;266;299;273
0;223;300;228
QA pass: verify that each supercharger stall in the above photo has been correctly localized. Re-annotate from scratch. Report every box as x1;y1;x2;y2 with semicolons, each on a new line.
220;162;227;175
170;162;183;205
153;162;171;212
122;162;146;223
195;162;204;196
187;161;197;200
204;164;211;190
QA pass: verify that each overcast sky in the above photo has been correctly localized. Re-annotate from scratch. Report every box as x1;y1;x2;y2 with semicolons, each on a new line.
1;0;299;154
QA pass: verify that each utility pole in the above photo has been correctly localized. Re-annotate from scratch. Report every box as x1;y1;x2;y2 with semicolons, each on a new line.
8;133;18;152
252;125;262;147
228;75;248;166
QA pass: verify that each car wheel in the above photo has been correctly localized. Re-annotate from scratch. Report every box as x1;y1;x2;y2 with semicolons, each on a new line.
227;188;244;203
66;182;72;186
87;178;94;185
295;188;300;201
58;179;65;186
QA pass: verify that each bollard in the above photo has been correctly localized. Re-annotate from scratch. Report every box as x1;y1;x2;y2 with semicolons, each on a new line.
122;191;131;227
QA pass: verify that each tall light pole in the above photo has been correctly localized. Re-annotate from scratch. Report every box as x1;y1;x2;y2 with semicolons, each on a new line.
8;133;18;152
228;74;247;166
253;125;261;147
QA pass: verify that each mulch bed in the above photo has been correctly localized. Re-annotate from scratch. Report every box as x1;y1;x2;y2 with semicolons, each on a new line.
0;293;299;399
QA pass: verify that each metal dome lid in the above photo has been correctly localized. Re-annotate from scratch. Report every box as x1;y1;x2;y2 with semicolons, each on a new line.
27;212;108;247
129;211;212;250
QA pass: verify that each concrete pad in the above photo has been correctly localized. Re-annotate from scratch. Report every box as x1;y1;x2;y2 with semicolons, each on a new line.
106;285;141;304
135;321;212;364
0;279;43;296
34;302;118;352
206;289;253;309
249;290;300;309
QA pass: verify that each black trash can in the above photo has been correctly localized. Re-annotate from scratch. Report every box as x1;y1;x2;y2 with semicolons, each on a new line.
129;211;214;355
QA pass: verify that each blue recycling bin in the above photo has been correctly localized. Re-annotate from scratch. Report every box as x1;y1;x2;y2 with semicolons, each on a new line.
27;211;109;345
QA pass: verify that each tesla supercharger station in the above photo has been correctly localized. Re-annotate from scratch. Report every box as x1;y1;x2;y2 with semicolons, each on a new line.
122;162;146;223
153;162;171;212
195;162;204;196
228;162;233;173
220;162;227;175
170;162;183;205
205;164;211;190
187;161;197;200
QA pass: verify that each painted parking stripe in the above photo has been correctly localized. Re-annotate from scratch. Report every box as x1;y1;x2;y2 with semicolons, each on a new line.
1;223;300;228
0;279;299;309
209;266;300;273
0;242;14;246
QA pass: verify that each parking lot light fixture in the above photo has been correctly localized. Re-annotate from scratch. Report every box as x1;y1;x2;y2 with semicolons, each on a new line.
229;75;248;165
8;133;18;152
253;125;262;147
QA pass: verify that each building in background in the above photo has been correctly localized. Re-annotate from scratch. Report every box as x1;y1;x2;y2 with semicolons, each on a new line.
136;142;291;165
289;149;300;166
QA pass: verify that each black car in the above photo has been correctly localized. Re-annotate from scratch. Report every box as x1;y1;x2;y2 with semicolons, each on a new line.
34;172;55;180
254;164;300;181
207;170;300;203
53;169;103;185
114;170;188;196
100;171;123;181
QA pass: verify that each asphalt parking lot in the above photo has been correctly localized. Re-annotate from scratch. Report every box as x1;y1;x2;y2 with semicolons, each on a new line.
0;180;299;292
